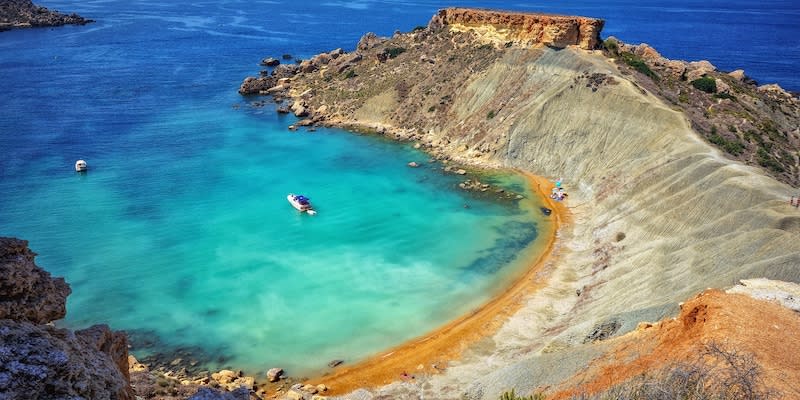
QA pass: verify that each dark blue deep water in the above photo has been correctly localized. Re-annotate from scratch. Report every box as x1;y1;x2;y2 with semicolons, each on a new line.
0;0;797;375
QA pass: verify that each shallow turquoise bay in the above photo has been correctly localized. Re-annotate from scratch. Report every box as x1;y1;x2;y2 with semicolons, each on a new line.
1;98;544;375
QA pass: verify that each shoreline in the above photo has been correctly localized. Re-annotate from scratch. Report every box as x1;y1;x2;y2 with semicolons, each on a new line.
303;170;569;396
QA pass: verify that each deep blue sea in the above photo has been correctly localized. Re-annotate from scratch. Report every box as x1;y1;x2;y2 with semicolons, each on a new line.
1;0;797;377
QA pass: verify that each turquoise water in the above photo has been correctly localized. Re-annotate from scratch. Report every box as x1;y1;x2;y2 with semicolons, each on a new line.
2;0;796;378
1;101;542;375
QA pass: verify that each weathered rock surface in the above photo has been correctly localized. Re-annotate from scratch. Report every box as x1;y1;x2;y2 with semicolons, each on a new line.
0;237;134;400
0;0;92;31
429;7;604;50
0;237;70;324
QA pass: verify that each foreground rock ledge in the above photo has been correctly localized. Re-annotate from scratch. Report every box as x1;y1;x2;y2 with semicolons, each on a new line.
0;237;133;400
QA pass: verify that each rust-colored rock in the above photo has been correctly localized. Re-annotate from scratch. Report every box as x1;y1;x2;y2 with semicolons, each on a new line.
428;8;604;50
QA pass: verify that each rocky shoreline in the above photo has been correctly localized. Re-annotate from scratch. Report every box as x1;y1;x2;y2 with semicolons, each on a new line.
0;0;93;32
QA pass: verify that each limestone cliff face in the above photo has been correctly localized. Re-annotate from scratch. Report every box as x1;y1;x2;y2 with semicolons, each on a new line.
429;8;604;50
0;237;134;400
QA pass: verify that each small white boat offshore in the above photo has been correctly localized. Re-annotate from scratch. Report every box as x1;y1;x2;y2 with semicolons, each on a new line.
75;159;87;172
287;193;316;215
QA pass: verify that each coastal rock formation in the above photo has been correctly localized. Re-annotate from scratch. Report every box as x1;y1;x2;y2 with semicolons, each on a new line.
0;237;134;400
0;237;70;323
0;0;92;31
240;8;800;399
429;8;604;50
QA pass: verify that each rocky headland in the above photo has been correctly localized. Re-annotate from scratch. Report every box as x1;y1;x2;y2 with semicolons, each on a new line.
238;7;800;399
0;0;92;32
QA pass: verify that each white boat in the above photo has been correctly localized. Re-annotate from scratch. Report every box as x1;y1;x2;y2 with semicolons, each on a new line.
75;159;87;172
287;193;316;215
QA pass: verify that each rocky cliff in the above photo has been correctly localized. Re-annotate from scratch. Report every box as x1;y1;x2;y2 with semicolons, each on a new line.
0;237;134;400
240;8;800;399
0;0;92;31
429;8;604;50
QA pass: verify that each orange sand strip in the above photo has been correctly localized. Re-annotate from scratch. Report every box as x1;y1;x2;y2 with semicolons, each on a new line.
306;171;569;395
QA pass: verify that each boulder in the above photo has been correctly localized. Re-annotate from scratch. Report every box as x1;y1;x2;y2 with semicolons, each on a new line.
329;48;344;59
299;60;317;74
685;60;716;81
313;53;332;66
266;367;284;382
356;32;383;51
238;76;274;95
758;83;791;98
260;57;280;67
728;69;746;82
407;162;419;168
633;43;662;62
291;101;309;117
715;78;731;95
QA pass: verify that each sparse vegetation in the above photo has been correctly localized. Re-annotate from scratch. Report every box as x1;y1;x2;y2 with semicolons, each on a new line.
499;389;543;400
709;132;745;155
714;92;736;100
757;148;785;173
691;76;717;93
570;342;775;400
603;38;618;54
487;110;496;119
383;46;406;59
342;69;356;79
412;25;426;32
619;52;658;80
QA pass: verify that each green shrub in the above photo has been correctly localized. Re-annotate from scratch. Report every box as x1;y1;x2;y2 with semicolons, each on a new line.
428;106;436;112
619;52;658;80
342;69;356;79
383;47;406;58
603;38;618;54
757;147;785;173
412;25;426;32
691;76;717;93
487;110;496;119
709;133;745;155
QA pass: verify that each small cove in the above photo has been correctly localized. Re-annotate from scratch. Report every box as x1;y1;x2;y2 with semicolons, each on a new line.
2;0;797;380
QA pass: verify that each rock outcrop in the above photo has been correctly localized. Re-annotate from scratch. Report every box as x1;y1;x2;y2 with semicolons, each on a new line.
0;237;134;400
429;8;604;50
0;0;92;31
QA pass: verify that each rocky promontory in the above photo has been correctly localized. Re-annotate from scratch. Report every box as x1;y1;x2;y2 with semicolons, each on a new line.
0;0;92;31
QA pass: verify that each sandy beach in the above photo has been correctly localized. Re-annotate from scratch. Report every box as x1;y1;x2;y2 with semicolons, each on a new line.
306;171;569;395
